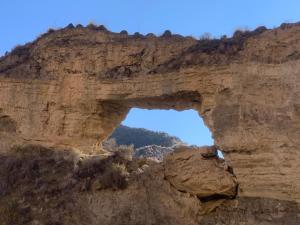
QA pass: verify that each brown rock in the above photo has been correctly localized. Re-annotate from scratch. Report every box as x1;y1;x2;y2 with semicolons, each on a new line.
164;146;237;198
0;22;300;222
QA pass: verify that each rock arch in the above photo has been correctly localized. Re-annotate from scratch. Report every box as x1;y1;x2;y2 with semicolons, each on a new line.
0;22;300;206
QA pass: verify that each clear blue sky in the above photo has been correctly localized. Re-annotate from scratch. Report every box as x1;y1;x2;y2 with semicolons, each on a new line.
123;109;213;146
1;0;300;145
1;0;300;56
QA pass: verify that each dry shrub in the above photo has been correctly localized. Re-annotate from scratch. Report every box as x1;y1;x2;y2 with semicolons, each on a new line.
116;144;134;160
75;152;131;191
0;198;22;225
103;138;134;160
100;163;129;190
102;138;118;151
199;32;212;40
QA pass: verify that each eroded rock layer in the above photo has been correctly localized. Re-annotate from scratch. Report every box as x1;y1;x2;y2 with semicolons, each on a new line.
0;22;300;223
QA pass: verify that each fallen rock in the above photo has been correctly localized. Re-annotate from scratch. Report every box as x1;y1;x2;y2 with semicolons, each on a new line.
164;146;237;198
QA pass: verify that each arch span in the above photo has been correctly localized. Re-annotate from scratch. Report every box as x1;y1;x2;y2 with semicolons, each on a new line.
0;23;299;203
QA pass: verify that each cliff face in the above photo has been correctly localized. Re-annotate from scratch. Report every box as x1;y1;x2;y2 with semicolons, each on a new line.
0;23;300;224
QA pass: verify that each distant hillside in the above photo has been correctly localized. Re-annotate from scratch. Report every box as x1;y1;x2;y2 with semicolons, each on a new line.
109;125;183;148
134;145;174;161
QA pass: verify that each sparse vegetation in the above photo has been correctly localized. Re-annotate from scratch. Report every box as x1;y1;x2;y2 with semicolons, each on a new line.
120;30;128;35
47;28;55;33
100;163;129;190
199;32;212;40
0;144;143;224
87;22;107;31
76;155;130;191
162;30;172;37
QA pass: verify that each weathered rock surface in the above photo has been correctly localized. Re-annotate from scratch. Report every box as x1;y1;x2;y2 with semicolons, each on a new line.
201;197;300;225
0;22;300;223
164;146;237;198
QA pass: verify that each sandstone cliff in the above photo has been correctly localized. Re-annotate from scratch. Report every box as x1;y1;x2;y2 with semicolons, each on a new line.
0;22;300;224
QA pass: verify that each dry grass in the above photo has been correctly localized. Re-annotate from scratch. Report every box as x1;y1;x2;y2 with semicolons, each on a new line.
0;144;150;224
0;197;22;225
99;163;129;190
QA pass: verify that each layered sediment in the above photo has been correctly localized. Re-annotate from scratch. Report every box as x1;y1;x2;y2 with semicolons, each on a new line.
0;22;300;224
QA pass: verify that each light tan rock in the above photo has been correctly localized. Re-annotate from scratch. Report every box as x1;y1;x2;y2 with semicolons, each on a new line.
164;146;237;198
0;22;300;205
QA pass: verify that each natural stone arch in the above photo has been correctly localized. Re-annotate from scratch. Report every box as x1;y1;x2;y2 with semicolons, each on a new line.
0;22;300;206
99;90;204;145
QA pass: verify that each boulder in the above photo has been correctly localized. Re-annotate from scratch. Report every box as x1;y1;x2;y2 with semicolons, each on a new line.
164;146;237;198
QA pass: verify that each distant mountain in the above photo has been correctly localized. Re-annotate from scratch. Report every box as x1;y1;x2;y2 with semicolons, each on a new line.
109;125;183;149
134;145;174;161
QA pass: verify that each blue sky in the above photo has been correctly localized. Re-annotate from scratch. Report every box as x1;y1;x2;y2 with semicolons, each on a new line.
1;0;300;145
1;0;300;56
123;109;213;146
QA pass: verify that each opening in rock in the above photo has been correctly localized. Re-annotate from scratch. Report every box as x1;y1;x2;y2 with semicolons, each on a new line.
105;108;224;160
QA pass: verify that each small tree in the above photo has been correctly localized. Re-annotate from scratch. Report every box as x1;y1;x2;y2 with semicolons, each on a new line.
199;32;212;40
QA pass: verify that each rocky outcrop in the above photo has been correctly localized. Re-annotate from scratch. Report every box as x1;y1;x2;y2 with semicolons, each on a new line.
0;22;300;223
164;147;237;198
